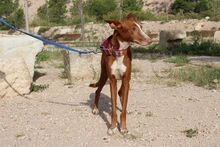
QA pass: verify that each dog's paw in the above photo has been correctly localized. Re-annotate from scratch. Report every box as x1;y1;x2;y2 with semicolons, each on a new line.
107;127;117;136
120;128;129;135
92;107;99;115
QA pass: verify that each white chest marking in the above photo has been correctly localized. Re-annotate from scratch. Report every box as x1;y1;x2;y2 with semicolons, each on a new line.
111;56;126;79
119;41;130;50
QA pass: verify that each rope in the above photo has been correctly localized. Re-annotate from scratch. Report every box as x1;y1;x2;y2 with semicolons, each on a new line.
0;18;97;55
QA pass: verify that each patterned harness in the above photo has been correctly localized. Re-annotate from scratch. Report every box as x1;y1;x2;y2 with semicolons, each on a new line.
100;36;129;57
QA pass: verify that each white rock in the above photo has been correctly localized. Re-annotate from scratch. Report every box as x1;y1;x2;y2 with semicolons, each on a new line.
32;26;41;34
65;52;101;81
57;27;74;35
205;16;210;20
194;23;204;31
214;31;220;43
0;35;44;97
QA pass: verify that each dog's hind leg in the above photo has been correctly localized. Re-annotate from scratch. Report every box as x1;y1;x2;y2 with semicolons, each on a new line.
92;60;108;115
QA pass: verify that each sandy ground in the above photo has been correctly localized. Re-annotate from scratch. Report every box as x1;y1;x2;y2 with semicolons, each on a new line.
0;58;220;147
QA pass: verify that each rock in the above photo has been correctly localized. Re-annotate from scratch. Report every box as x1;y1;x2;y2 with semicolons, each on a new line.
63;51;101;82
194;23;204;31
41;27;59;38
159;30;186;48
205;16;210;20
40;26;75;39
212;79;218;84
214;31;220;43
58;27;75;35
0;35;43;97
32;26;41;34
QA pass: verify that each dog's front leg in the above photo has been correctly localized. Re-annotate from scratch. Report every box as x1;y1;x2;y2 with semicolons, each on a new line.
120;77;130;135
107;76;118;135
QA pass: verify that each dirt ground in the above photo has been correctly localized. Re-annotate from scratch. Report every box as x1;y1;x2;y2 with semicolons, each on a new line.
0;58;220;147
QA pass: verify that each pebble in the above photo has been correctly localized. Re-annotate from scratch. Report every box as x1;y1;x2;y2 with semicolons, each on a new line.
212;89;217;92
103;137;110;143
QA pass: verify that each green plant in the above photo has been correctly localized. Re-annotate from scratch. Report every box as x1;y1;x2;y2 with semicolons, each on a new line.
36;50;63;63
57;63;64;69
37;3;48;20
133;44;162;54
85;0;117;21
48;0;68;23
194;0;212;13
103;9;159;21
37;27;50;35
170;41;220;56
166;80;179;87
131;11;158;21
122;0;143;12
210;0;220;21
132;45;167;61
31;17;51;27
183;128;198;138
0;0;24;29
66;15;95;25
172;0;196;14
171;0;220;20
10;8;24;28
132;65;141;78
171;0;211;14
103;10;122;20
36;0;67;24
134;40;220;56
132;66;141;73
169;66;220;89
165;56;190;66
31;84;49;92
145;111;153;117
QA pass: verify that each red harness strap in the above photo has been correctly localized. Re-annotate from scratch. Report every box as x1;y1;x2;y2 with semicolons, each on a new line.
100;36;129;57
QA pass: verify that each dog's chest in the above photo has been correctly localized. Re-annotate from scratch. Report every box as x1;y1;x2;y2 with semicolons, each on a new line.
111;56;126;79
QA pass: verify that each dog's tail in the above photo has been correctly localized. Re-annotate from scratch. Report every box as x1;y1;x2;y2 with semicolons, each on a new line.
89;82;98;88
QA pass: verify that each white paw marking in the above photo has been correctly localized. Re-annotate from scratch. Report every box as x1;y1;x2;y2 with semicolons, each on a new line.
120;128;129;135
107;127;118;135
92;107;99;115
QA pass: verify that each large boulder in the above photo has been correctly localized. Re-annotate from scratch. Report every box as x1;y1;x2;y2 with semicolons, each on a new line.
63;51;101;82
214;31;220;43
70;53;101;81
0;35;44;98
159;30;186;48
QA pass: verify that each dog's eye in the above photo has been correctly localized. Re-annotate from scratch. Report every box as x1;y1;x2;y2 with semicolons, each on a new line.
132;27;136;31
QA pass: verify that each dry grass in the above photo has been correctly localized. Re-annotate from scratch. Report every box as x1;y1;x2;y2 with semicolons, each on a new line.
165;56;190;66
168;65;220;89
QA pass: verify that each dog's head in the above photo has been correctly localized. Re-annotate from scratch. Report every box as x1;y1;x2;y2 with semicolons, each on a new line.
105;13;152;46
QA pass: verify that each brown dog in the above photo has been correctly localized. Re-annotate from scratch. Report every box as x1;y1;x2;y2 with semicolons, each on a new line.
90;13;152;135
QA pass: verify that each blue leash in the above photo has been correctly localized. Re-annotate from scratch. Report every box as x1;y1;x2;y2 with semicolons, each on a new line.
0;18;96;54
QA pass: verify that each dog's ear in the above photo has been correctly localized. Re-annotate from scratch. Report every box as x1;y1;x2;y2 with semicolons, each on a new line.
127;13;137;22
105;20;122;30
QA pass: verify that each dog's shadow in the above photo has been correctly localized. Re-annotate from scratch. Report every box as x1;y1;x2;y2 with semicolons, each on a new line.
81;93;122;128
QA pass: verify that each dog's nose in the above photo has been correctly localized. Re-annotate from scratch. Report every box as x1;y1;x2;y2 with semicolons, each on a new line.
148;39;153;44
144;38;153;45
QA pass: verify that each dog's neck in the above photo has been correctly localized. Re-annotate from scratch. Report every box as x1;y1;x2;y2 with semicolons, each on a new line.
111;31;131;51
